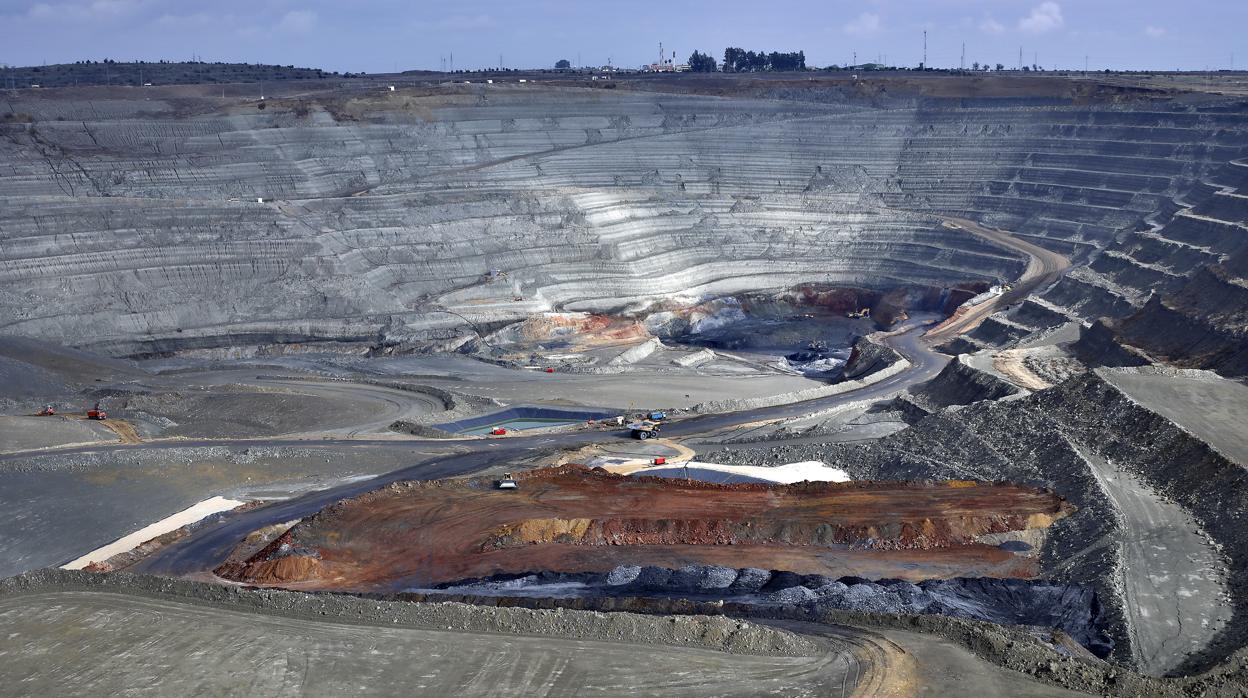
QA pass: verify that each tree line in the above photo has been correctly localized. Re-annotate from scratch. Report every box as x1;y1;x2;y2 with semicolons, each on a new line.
720;48;806;72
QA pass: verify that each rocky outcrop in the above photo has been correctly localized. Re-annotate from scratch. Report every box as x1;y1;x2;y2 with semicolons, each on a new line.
841;335;904;380
1070;320;1151;368
907;355;1023;411
1108;251;1248;377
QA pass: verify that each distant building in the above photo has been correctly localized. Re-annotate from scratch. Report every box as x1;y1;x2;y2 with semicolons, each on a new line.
644;42;681;72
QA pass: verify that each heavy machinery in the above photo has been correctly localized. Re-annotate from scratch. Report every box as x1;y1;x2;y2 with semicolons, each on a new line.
86;402;107;420
490;426;508;436
628;420;662;440
37;404;56;416
846;308;871;319
496;472;519;490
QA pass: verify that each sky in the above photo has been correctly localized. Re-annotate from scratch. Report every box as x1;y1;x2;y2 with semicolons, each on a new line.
0;0;1243;73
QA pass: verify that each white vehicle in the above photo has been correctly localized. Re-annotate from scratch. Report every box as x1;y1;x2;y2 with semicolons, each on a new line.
496;472;519;489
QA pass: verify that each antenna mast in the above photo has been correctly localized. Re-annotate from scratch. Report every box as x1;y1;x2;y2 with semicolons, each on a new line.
922;30;927;68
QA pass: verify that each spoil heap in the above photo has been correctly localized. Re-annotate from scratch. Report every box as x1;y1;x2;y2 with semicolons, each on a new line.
215;464;1070;590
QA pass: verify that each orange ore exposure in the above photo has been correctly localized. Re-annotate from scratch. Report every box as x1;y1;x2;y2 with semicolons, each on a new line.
216;464;1072;591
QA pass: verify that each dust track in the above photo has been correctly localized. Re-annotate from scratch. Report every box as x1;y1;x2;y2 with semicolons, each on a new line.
925;218;1071;341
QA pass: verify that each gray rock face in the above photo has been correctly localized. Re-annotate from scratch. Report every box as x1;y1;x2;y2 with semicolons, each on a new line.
605;565;642;586
767;585;819;604
729;567;773;592
2;87;1244;354
670;564;738;591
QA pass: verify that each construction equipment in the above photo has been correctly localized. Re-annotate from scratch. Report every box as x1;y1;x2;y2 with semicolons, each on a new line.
86;402;107;420
37;404;56;416
647;410;667;421
846;308;871;319
496;472;519;490
628;420;662;440
490;426;507;436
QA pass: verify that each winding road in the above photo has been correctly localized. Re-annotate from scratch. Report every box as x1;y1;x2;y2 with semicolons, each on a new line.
128;320;949;577
924;217;1071;341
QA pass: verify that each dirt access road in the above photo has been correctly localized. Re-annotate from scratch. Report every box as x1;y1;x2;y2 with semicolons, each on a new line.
924;218;1071;342
1067;439;1231;676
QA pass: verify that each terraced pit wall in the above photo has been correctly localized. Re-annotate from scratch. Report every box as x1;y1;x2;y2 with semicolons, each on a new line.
3;86;1246;354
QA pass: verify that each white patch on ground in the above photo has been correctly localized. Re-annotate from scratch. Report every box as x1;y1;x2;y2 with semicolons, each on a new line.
62;496;244;570
650;460;851;484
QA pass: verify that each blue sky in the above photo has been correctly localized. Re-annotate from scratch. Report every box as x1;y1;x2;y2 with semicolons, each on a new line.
0;1;1242;73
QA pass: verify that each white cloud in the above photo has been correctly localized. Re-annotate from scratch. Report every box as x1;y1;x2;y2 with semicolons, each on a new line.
22;0;142;21
844;12;881;37
979;17;1005;35
1019;2;1064;34
276;9;316;34
1144;25;1166;38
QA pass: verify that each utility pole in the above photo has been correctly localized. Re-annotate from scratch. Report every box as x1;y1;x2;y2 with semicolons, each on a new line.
1084;55;1088;76
450;51;454;72
1019;46;1023;71
922;30;927;69
961;42;965;70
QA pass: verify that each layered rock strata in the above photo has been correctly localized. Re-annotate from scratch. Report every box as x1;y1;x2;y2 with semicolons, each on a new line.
3;87;1245;355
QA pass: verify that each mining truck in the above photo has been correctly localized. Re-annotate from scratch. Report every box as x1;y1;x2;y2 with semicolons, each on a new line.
496;472;519;490
86;402;107;420
37;404;56;416
628;420;661;440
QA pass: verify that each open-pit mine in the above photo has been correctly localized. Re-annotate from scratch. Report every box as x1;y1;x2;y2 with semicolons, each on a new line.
3;66;1248;696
